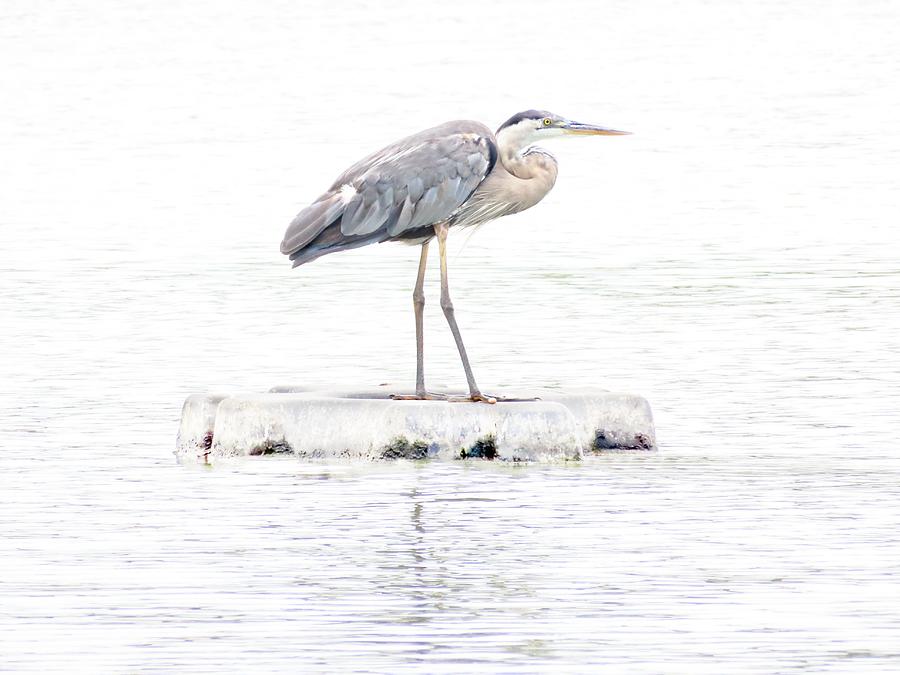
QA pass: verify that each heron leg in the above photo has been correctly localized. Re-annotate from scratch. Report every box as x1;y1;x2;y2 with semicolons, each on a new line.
391;242;448;401
435;223;496;404
413;242;429;396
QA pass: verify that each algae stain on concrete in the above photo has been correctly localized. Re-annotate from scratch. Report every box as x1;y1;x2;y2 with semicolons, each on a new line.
381;437;429;460
593;429;654;451
249;440;293;456
459;435;497;460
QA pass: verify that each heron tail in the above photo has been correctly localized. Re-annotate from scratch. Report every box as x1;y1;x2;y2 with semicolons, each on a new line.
279;191;346;258
287;227;388;267
281;190;391;267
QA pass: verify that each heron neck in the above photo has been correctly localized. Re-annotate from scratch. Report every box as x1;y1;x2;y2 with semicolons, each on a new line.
499;146;557;181
497;125;541;178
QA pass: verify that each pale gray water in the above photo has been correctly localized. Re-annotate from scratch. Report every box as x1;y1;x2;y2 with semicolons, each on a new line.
2;0;899;672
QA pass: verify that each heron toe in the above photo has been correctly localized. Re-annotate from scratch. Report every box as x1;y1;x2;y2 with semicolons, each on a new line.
389;392;449;401
448;394;544;404
448;393;498;404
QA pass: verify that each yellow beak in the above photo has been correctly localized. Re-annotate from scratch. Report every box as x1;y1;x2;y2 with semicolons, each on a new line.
563;121;631;135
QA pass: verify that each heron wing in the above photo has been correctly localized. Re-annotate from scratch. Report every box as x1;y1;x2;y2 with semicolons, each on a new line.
280;121;496;263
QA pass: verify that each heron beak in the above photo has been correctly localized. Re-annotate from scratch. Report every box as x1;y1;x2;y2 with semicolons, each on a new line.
562;121;631;136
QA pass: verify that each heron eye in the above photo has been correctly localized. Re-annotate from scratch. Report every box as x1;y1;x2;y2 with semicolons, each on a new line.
542;118;552;126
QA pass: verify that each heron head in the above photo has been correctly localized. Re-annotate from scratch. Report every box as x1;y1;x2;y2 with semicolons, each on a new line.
496;110;630;153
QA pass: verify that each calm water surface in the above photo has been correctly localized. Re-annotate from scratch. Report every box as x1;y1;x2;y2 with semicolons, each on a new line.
2;0;899;672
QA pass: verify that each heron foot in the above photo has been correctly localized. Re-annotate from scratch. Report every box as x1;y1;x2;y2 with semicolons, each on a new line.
449;393;498;404
392;392;540;404
390;392;449;401
448;394;542;404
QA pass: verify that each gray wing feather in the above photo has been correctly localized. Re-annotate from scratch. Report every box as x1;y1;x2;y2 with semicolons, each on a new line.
342;193;389;236
338;130;493;238
407;177;424;202
438;176;462;209
281;120;495;261
388;197;415;236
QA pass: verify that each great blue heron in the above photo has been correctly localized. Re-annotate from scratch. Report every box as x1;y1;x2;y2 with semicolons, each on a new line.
280;110;629;403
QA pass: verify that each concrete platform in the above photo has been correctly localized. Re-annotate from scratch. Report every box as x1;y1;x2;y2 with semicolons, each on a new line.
176;385;656;462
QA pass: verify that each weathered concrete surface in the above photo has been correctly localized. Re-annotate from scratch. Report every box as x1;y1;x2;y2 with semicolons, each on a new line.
176;385;656;462
176;393;231;458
